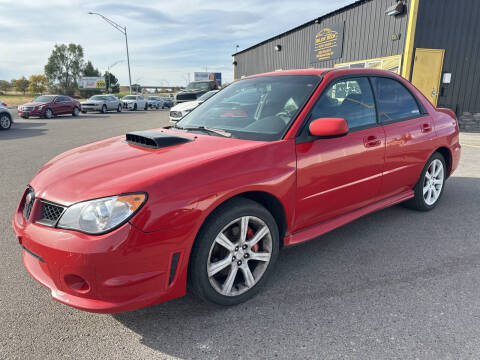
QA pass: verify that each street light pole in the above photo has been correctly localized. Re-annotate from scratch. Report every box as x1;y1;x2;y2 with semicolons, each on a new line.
88;12;132;94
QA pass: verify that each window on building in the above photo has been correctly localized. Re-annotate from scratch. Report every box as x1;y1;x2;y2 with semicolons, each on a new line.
311;77;376;129
371;77;420;122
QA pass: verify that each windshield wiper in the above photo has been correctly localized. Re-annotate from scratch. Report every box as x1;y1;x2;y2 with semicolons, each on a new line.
177;125;232;138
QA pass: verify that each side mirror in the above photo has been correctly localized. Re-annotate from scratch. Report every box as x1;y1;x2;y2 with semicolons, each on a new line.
309;118;348;138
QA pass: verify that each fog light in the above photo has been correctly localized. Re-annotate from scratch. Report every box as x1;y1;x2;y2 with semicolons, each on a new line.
64;274;90;293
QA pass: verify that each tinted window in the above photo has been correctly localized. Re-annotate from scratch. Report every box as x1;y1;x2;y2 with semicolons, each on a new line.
371;77;420;122
311;77;376;129
59;96;71;102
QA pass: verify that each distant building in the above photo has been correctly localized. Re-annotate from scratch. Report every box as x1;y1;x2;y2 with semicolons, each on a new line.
233;0;480;130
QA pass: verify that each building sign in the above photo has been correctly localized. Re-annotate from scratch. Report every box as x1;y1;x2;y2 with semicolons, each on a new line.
194;72;222;86
79;77;106;89
310;22;344;63
334;55;402;74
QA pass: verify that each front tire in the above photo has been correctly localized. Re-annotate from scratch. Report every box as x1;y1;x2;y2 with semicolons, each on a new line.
44;108;53;119
405;152;446;211
0;113;12;130
144;103;148;111
117;104;122;112
190;198;279;306
133;103;137;111
101;104;107;114
72;107;80;117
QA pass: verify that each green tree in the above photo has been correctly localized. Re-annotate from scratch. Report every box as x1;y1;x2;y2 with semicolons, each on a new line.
14;77;30;95
132;83;142;93
27;74;48;94
44;43;84;95
104;72;120;93
0;80;11;92
82;61;101;77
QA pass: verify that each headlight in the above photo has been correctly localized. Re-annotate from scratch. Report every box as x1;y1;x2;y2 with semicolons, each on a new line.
57;193;146;234
38;105;45;110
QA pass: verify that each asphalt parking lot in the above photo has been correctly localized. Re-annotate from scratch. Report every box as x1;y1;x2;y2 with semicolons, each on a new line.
1;111;479;359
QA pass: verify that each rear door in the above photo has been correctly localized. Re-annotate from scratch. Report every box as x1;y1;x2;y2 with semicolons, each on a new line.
295;76;386;231
370;76;435;197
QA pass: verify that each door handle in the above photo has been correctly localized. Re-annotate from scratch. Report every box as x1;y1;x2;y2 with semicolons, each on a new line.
363;135;381;148
421;123;432;133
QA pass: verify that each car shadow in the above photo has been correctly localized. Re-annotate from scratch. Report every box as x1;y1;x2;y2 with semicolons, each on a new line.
112;176;480;359
1;121;48;139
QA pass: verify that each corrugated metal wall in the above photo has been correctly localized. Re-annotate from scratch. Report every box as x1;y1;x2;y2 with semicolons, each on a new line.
234;0;409;79
414;0;480;114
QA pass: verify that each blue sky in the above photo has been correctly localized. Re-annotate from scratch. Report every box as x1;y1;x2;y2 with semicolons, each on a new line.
0;0;354;86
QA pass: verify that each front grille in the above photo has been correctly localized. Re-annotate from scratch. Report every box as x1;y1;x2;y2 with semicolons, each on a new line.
82;103;95;106
170;111;182;118
38;201;65;226
23;188;35;221
22;106;34;111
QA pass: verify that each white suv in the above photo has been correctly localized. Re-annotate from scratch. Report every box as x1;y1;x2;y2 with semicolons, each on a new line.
0;101;13;130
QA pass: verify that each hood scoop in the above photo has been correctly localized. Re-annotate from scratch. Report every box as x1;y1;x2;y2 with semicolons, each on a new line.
126;130;192;149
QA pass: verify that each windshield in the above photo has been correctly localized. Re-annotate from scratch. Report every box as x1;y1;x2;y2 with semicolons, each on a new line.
33;95;54;103
90;95;108;100
186;82;210;91
177;75;321;141
198;90;218;102
123;96;137;100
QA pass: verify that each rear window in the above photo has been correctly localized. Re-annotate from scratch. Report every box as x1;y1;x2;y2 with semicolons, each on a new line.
371;77;420;122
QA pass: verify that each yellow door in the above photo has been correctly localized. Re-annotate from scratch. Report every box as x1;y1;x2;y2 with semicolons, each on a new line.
411;48;444;106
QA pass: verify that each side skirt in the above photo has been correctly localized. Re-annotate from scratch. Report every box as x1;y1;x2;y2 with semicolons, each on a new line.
284;190;414;246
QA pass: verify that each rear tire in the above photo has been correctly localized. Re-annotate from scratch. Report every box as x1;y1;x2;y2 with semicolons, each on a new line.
133;103;137;111
117;104;122;112
144;103;148;111
189;198;279;306
404;152;446;211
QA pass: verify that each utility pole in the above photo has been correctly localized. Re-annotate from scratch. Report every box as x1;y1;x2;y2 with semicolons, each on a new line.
88;12;133;94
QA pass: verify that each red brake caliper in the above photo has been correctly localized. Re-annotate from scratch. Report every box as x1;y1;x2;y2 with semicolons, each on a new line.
247;227;259;252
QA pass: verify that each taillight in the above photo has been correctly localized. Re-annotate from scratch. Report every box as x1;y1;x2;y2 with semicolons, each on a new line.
1;102;7;107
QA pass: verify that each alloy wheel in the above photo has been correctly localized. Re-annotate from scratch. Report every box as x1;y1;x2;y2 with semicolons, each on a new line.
45;109;53;119
0;114;11;129
423;158;444;206
207;216;272;296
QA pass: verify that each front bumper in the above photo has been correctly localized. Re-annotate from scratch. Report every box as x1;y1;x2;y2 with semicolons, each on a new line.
81;105;102;112
12;192;190;313
18;108;44;118
122;102;136;110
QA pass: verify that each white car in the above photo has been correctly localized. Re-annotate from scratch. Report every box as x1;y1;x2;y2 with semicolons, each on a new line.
121;95;148;111
81;95;122;113
0;101;13;130
169;90;218;122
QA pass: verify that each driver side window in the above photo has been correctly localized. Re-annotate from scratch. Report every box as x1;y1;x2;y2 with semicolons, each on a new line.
310;77;377;130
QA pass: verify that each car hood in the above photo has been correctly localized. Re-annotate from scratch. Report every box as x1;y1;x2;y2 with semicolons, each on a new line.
21;102;49;107
171;101;200;112
30;129;266;205
178;89;204;95
81;100;104;104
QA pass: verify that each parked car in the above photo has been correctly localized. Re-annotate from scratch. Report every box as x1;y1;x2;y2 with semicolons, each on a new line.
18;95;81;119
81;95;122;113
122;95;148;111
175;80;218;104
0;101;12;130
160;97;174;108
13;68;461;313
169;90;219;122
147;96;165;109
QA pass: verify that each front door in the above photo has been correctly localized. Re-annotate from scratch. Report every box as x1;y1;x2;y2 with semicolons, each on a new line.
295;77;385;232
411;48;444;106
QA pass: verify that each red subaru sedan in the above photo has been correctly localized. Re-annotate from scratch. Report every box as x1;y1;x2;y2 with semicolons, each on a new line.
18;95;81;119
12;69;461;313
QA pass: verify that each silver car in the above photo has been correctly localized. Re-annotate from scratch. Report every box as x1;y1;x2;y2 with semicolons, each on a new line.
81;95;122;114
0;101;13;130
147;96;165;109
